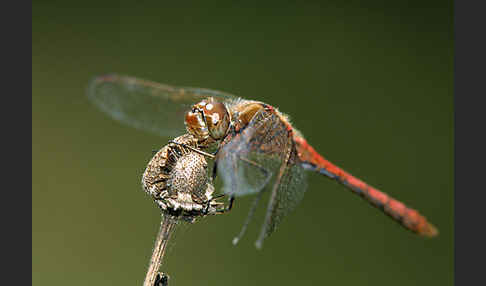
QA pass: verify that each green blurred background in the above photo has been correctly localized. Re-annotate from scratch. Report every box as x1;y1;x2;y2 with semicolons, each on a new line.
33;1;453;285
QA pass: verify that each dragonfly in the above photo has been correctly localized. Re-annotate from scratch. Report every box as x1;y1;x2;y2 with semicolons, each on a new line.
87;74;438;249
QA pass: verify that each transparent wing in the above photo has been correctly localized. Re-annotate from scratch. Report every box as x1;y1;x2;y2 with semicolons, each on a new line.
266;154;307;237
87;74;237;137
217;109;286;197
217;109;307;239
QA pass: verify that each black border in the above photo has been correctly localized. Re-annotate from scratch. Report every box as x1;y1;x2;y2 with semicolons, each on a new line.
455;0;486;285
7;1;32;285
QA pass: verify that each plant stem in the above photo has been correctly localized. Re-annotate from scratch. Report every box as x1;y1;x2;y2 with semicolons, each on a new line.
143;215;177;286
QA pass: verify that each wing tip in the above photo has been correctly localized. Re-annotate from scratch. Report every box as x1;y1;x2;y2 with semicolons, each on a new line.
86;73;119;98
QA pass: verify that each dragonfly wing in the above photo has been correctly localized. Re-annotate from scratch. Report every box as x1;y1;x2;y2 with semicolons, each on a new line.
264;154;307;238
217;108;289;197
217;108;307;244
87;74;237;137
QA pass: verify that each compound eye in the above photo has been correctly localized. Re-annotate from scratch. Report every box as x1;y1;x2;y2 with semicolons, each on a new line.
203;98;230;140
185;107;209;141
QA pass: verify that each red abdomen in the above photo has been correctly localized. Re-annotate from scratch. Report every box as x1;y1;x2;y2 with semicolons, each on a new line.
293;136;438;237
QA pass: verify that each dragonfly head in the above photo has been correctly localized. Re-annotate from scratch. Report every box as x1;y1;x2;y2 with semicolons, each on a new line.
185;97;230;143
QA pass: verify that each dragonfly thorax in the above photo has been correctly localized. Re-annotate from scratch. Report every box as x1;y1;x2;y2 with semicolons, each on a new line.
185;97;231;145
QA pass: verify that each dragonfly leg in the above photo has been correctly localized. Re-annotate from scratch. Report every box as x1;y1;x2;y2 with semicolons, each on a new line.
212;193;226;200
228;195;235;210
215;196;236;214
230;155;272;245
213;149;273;241
168;141;215;159
212;160;218;182
203;194;235;215
232;191;265;246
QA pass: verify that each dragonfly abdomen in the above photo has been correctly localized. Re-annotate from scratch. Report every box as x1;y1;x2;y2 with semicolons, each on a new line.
340;174;438;237
295;136;438;237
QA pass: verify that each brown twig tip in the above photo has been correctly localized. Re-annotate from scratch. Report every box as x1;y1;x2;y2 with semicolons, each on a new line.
154;272;169;286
